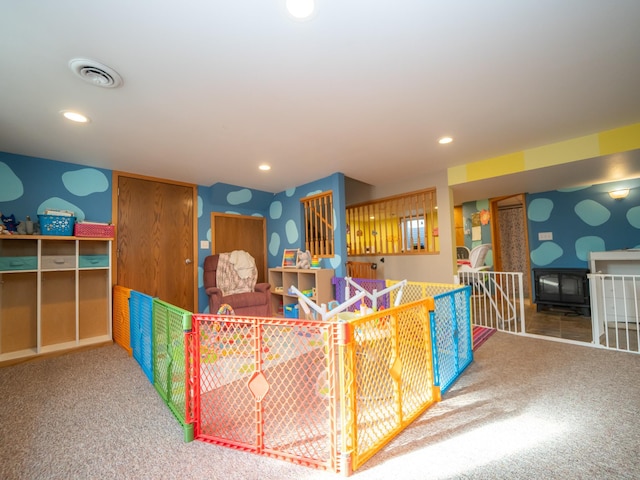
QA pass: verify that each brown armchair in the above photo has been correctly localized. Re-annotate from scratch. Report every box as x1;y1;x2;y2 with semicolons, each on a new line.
203;254;272;317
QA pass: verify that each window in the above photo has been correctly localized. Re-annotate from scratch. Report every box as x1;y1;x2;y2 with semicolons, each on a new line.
301;191;334;257
346;188;438;256
403;218;425;250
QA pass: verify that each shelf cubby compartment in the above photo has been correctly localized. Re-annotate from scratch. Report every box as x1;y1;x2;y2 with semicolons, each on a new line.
41;270;76;348
79;240;110;269
0;238;38;271
0;235;112;366
268;267;334;319
79;269;110;340
41;239;76;270
0;272;37;356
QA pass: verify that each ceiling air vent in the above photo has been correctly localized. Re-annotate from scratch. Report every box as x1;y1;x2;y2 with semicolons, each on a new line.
68;58;123;88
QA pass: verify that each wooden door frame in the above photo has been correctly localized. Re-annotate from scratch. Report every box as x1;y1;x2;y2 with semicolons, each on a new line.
489;193;533;303
111;171;199;310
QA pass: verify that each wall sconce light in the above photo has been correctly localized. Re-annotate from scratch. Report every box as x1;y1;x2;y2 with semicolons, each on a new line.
609;188;629;200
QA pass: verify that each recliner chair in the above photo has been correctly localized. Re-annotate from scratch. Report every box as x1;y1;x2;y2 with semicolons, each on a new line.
203;254;272;316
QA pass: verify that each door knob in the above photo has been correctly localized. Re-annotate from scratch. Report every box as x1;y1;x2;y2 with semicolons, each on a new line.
185;259;192;264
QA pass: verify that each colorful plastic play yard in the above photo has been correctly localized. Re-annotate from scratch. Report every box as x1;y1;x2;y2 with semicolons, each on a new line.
112;276;472;476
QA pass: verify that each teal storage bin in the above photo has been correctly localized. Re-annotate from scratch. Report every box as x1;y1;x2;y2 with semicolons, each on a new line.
79;255;109;268
38;214;75;236
284;304;299;318
0;256;38;271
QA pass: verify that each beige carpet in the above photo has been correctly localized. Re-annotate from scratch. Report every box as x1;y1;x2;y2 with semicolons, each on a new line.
1;333;638;479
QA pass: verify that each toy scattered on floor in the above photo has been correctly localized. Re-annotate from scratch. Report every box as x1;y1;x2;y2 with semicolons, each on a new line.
296;249;312;269
217;303;235;315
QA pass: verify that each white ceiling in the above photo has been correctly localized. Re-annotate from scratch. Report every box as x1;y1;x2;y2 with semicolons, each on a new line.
1;1;640;202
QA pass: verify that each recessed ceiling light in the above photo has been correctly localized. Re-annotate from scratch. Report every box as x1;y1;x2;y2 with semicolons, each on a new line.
259;164;271;171
438;136;453;145
61;110;90;123
286;0;315;20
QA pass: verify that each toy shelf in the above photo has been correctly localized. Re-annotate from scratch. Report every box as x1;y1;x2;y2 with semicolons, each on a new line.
268;267;334;318
0;236;112;366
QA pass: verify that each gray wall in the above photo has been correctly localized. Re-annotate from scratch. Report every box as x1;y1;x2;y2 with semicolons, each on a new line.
347;170;456;284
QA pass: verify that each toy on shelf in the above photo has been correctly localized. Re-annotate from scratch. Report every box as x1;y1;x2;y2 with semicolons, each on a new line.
0;212;17;232
16;216;36;235
25;216;34;235
296;249;312;269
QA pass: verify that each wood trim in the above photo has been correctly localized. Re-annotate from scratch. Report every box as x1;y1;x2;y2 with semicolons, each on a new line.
490;193;533;303
192;185;198;311
489;200;502;270
112;170;196;188
301;191;334;257
346;186;436;208
346;188;438;256
111;172;119;288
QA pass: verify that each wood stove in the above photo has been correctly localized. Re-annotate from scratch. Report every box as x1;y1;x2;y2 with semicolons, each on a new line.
533;268;590;316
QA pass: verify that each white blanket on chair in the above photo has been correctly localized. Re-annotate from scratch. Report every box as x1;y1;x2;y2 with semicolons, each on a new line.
229;250;255;279
216;251;257;296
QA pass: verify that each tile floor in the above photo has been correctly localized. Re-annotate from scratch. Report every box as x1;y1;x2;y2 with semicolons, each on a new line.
524;303;593;343
524;303;639;351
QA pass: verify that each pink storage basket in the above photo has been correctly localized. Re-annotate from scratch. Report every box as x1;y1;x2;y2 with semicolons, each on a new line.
74;223;115;238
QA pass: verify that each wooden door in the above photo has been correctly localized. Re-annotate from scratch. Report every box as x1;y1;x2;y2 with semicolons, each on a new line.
211;213;267;283
454;206;465;246
115;174;196;311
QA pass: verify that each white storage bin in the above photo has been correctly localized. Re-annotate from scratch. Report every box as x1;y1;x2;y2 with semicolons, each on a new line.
41;255;76;269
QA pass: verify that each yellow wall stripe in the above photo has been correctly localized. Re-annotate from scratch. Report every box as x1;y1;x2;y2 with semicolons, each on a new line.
599;123;640;155
465;151;524;182
524;134;599;169
447;164;467;185
448;122;640;186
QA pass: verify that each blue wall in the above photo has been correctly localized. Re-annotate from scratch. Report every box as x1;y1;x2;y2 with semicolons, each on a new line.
527;179;640;268
5;151;639;312
461;178;640;271
266;172;346;276
461;198;494;266
2;152;349;315
0;153;112;226
194;176;349;312
195;182;274;313
196;186;211;312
